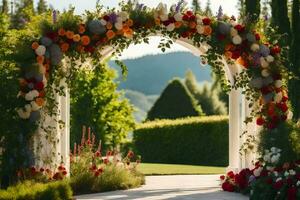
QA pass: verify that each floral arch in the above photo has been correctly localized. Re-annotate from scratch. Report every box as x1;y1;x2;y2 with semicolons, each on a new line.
16;2;289;174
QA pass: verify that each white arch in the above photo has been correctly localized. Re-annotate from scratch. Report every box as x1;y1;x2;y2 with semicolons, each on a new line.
36;36;257;174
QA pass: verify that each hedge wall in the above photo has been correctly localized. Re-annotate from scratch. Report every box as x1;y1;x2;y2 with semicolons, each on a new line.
133;116;229;166
0;181;72;200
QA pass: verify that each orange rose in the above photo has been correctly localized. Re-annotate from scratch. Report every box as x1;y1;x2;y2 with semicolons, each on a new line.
225;44;234;51
116;29;124;35
126;19;134;27
155;18;160;25
124;29;133;38
123;24;130;32
189;21;197;29
66;31;74;39
37;56;45;64
58;28;66;36
35;98;45;106
237;57;247;67
31;42;39;50
106;22;113;30
175;21;182;28
81;35;90;46
106;30;116;39
39;90;46;98
78;24;86;34
61;43;69;52
73;34;81;42
203;26;212;36
225;51;232;58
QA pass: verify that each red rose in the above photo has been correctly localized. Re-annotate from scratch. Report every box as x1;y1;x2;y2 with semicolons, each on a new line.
186;11;193;16
181;31;190;38
222;182;235;192
255;33;260;41
58;165;64;171
227;171;235;179
62;171;67;176
103;15;110;21
163;20;171;26
231;51;241;59
189;15;196;21
282;96;289;102
85;46;95;53
98;168;104;173
273;180;283;190
94;171;100;177
271;45;281;55
256;117;265;126
281;103;288;112
217;34;226;41
182;15;189;21
46;32;58;41
234;24;245;32
40;168;45;173
34;82;44;90
90;164;97;171
95;151;101;157
220;175;225;180
190;28;197;33
202;17;211;25
288;187;297;200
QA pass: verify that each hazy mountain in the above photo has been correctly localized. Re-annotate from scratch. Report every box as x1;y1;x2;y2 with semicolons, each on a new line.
109;51;212;95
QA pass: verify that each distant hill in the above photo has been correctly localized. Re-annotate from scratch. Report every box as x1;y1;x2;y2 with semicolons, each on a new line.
109;51;212;95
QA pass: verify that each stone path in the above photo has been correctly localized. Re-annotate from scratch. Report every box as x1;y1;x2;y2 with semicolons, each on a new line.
75;175;249;200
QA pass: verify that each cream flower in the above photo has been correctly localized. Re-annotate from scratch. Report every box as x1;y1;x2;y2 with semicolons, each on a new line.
260;57;269;68
119;11;129;21
230;27;238;37
35;45;46;56
115;22;123;30
266;55;274;63
17;109;30;119
196;25;204;34
31;101;41;111
166;23;175;32
251;43;260;52
275;80;283;88
174;12;183;22
232;35;242;45
261;69;270;77
100;19;107;26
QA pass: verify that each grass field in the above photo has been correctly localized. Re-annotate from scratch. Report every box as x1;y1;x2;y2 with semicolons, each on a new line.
137;163;226;175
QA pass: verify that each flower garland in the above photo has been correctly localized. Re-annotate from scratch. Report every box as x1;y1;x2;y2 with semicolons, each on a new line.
16;2;289;131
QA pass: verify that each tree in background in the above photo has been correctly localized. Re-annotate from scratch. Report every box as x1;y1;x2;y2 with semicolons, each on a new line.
1;0;9;14
11;0;35;28
37;0;48;14
237;0;246;18
261;0;270;20
288;0;300;119
147;78;203;121
185;70;227;116
245;0;261;22
192;0;201;13
70;61;135;149
204;0;212;16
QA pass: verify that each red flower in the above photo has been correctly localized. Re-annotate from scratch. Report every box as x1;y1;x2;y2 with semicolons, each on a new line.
90;164;97;171
202;18;211;25
267;122;276;130
98;168;104;173
58;165;65;171
231;51;241;60
127;150;134;158
282;96;289;102
181;31;190;38
186;11;193;16
288;187;297;200
182;15;189;21
189;15;196;21
261;86;271;94
271;45;281;55
34;82;44;90
46;32;58;41
222;181;235;192
31;166;36;173
62;171;67;176
256;117;265;126
234;24;245;32
217;34;226;41
103;15;110;21
94;171;100;177
40;168;45;173
273;180;283;190
103;158;109;164
227;171;235;179
95;151;101;157
255;33;260;41
220;175;225;180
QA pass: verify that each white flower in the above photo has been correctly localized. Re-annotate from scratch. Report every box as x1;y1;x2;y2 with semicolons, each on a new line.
261;69;270;77
160;14;168;21
260;57;269;68
297;181;300;186
230;19;237;26
284;171;290;177
115;22;123;30
276;177;282;182
31;101;41;111
196;25;204;34
100;19;107;26
116;17;123;24
17;109;30;119
271;147;277;153
273;171;279;177
251;43;260;52
39;64;46;74
25;90;39;101
266;166;275;171
230;28;238;37
271;154;280;164
119;11;129;21
275;80;283;88
288;111;293;120
253;167;263;177
174;12;183;22
289;170;296;176
263;153;271;163
274;92;283;103
35;45;46;56
166;23;175;32
266;55;274;63
232;35;242;45
25;104;32;112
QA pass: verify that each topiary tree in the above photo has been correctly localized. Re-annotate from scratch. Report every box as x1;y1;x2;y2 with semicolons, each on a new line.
146;78;203;120
184;70;227;115
37;0;48;14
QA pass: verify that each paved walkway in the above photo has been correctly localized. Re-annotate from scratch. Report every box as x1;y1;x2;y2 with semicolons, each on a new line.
76;175;249;200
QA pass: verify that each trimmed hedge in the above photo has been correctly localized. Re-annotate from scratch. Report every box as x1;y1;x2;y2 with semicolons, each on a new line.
0;181;72;200
133;116;229;166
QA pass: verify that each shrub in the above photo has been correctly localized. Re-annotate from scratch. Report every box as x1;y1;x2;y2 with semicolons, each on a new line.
133;116;229;166
0;181;72;200
147;78;203;120
70;128;145;195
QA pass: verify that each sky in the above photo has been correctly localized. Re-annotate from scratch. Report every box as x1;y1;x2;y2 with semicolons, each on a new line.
35;0;239;59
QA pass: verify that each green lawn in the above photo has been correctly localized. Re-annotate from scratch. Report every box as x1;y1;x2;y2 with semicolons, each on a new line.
137;163;226;175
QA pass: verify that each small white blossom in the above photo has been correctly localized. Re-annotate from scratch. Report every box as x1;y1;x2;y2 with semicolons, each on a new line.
35;45;46;56
166;23;175;32
232;35;242;45
275;80;283;88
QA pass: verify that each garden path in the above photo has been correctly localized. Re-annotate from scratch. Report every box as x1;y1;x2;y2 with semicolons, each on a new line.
75;175;249;200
